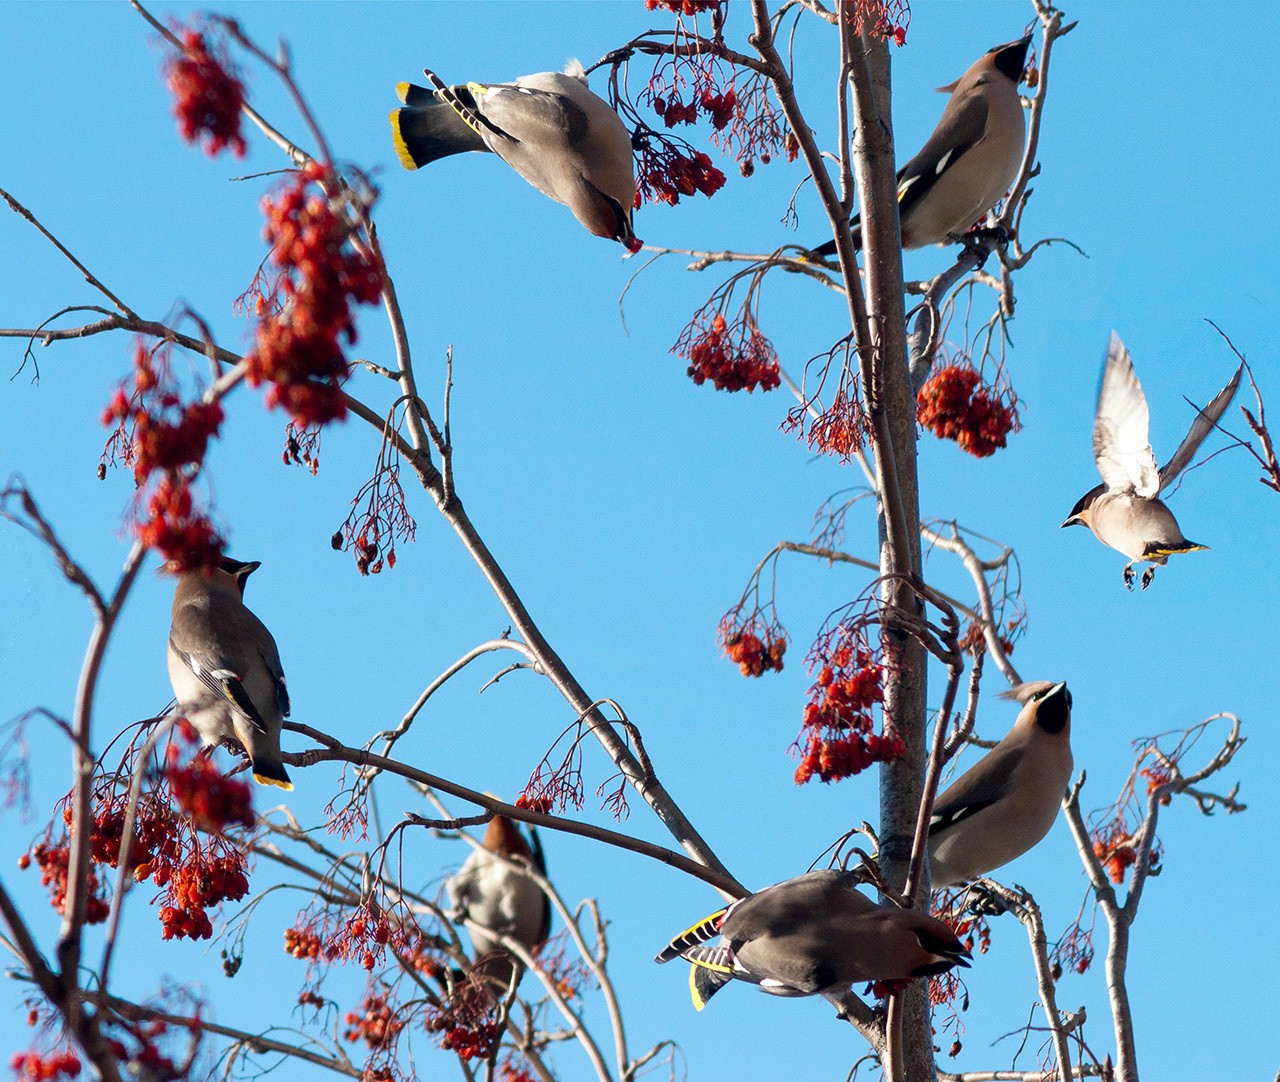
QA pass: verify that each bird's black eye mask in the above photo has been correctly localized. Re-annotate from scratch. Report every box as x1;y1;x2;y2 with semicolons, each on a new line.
1036;686;1071;734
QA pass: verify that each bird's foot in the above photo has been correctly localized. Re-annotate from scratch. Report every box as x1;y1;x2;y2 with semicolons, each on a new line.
963;879;1010;917
1140;566;1156;590
1122;564;1136;590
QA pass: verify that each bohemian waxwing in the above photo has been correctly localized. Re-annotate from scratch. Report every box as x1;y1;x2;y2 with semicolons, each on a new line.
1062;333;1243;589
390;61;638;247
656;869;970;1010
447;815;551;990
810;35;1030;256
166;557;292;790
928;681;1072;889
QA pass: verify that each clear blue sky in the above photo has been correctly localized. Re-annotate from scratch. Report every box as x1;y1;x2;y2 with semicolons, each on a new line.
1;2;1276;1079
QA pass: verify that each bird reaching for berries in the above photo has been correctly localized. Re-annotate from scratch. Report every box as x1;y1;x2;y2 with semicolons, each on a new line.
808;35;1031;257
1062;333;1242;589
656;870;970;1009
390;60;639;248
928;681;1072;888
447;815;551;991
167;557;293;790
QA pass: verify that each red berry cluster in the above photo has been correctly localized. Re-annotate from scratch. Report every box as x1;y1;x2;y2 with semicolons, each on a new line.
1091;824;1140;885
343;993;404;1052
643;0;722;13
678;311;780;393
916;364;1019;458
166;756;254;834
328;910;407;972
723;630;786;677
500;1064;537;1082
10;1050;81;1080
101;342;226;573
949;912;992;957
1138;765;1174;806
425;987;501;1063
925;969;962;1008
635;137;727;207
101;344;224;485
956;620;1017;657
164;27;247;158
793;636;904;785
1053;924;1095;976
23;842;110;925
160;849;249;940
845;0;910;45
247;162;385;427
653;86;737;131
285;926;323;960
808;389;871;461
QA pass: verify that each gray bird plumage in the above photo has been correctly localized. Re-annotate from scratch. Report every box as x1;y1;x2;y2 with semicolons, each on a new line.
166;557;292;790
447;815;551;990
656;869;970;1009
390;60;638;246
1062;332;1243;589
928;681;1072;889
810;35;1029;256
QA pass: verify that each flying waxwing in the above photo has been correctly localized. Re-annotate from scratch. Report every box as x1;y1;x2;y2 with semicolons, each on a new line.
166;557;292;790
1062;333;1243;590
390;61;639;247
928;681;1072;889
809;35;1030;257
655;869;970;1010
447;815;551;990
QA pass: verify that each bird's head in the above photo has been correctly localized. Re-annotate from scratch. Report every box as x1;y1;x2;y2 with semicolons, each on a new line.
1061;486;1101;530
987;34;1033;83
218;557;262;598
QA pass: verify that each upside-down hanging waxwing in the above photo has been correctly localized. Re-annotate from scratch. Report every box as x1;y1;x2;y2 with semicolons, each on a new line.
447;815;551;990
1062;333;1243;590
655;869;970;1010
927;681;1072;889
166;557;292;790
390;61;639;247
809;35;1030;257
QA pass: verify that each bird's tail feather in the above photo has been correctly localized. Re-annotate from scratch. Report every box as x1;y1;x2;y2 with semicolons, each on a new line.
1143;541;1209;557
654;907;728;963
690;960;732;1011
252;761;293;791
389;85;488;170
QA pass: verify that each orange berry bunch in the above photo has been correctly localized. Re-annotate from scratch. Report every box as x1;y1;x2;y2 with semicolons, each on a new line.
159;849;250;941
653;86;737;131
329;909;406;972
426;987;501;1063
247;162;385;427
679;311;780;393
793;635;904;785
23;841;110;925
635;132;727;207
644;0;722;13
166;756;254;834
343;993;405;1052
1139;765;1174;805
101;342;226;572
285;926;323;960
719;619;787;678
916;364;1018;458
1053;925;1095;976
1091;823;1140;885
846;0;910;46
10;1050;81;1080
164;27;247;158
807;388;870;460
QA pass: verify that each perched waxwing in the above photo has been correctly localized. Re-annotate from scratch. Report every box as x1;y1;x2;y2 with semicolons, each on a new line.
1062;333;1243;590
166;557;292;790
927;681;1072;889
656;870;970;1010
447;815;551;989
390;61;639;247
809;35;1030;256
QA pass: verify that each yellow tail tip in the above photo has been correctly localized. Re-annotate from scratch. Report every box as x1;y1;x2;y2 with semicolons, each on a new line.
254;773;294;792
395;81;412;104
389;110;420;171
689;964;707;1011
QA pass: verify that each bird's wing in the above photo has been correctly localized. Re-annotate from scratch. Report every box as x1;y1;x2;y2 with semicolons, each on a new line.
470;82;590;148
655;906;730;964
1093;332;1160;498
1158;362;1244;491
928;741;1023;836
168;631;270;735
895;93;990;224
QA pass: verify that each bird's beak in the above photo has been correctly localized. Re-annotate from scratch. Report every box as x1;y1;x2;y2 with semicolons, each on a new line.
1048;681;1068;697
1060;516;1081;529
